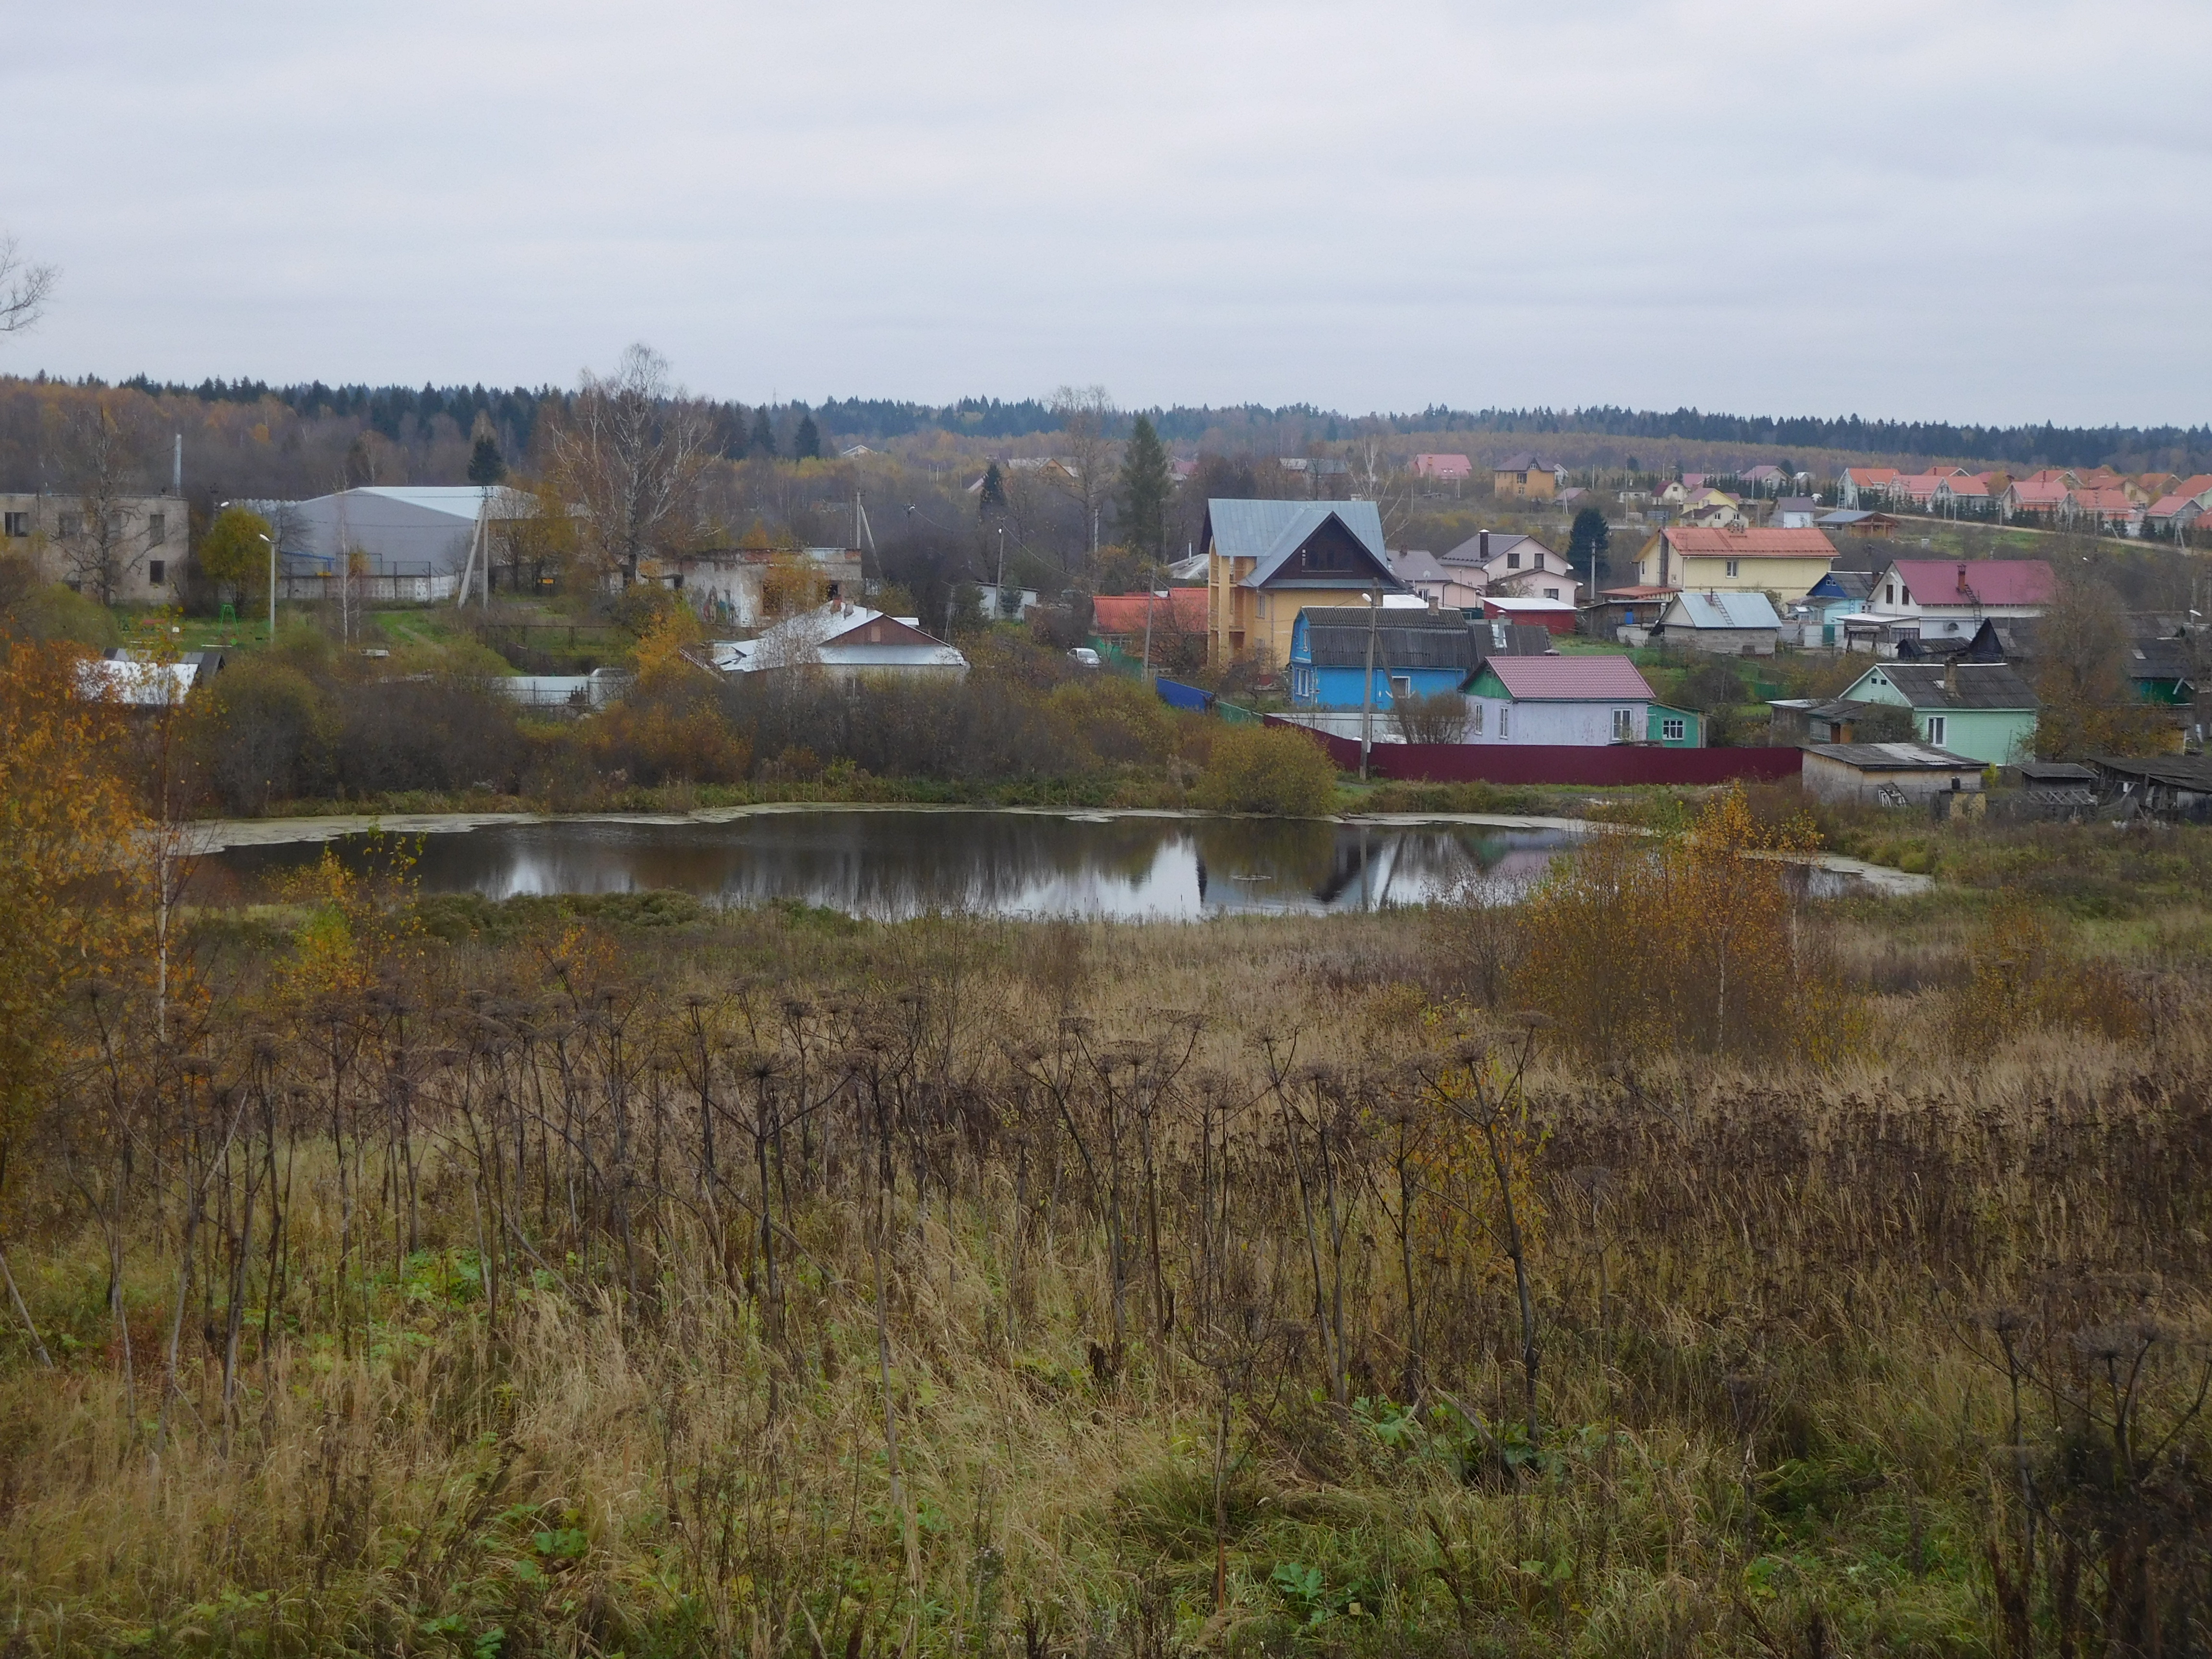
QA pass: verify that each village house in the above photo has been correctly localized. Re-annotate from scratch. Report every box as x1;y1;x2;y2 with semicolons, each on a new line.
648;545;864;627
1648;589;1784;656
1464;655;1656;745
1801;743;1985;805
1635;525;1838;597
1090;589;1209;666
2002;480;2072;521
1412;453;1472;482
1388;549;1486;613
1584;584;1677;641
1836;468;1901;508
1934;476;1993;516
2146;493;2206;537
1491;454;1565;500
1286;607;1479;709
1203;498;1404;668
1678;487;1747;529
1836;659;2038;764
1772;495;1819;528
1863;558;2054;648
708;601;968;683
1439;529;1578;600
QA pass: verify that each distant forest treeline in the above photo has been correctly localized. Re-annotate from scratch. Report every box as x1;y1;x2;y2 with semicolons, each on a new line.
6;372;2200;481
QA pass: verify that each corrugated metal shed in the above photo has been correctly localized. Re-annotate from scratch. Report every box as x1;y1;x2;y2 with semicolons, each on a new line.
1664;591;1784;629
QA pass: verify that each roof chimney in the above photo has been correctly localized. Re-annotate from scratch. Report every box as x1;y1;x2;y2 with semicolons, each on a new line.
1944;654;1959;699
1957;562;1968;594
1479;529;1490;560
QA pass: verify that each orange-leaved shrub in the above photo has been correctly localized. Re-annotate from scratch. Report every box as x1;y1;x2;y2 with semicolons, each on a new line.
1513;785;1865;1066
1946;895;2142;1055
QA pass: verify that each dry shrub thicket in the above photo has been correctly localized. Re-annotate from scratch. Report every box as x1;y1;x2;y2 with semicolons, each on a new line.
0;739;2208;1653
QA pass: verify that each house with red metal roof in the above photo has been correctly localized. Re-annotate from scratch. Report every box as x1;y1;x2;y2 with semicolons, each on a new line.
1412;453;1473;481
1092;589;1208;638
2002;480;2073;521
1866;560;2055;646
2072;487;2142;532
1634;525;1838;597
2146;493;2206;536
1464;655;1657;745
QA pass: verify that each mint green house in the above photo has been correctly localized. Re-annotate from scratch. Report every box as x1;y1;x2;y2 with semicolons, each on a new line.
1838;661;2037;765
1647;703;1703;746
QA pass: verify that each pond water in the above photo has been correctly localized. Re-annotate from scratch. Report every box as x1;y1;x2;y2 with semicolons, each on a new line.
203;810;1582;921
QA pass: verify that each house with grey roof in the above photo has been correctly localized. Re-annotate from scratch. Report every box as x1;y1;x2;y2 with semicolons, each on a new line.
1650;590;1784;656
1836;660;2037;765
1202;498;1404;669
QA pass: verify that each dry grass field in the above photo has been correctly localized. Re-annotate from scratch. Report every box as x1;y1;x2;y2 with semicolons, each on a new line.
0;792;2209;1659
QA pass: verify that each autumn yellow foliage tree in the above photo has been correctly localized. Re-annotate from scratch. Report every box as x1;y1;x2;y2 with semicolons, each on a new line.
588;606;751;786
1514;785;1862;1066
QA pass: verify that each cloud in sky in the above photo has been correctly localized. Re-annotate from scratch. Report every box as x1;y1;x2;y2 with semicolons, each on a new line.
4;0;2208;426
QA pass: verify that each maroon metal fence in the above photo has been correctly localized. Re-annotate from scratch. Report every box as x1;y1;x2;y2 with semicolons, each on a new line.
1266;718;1804;786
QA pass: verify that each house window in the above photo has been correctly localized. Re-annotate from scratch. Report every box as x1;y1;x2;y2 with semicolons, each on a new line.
1662;716;1686;742
1389;674;1411;701
867;623;882;642
1;512;24;537
1469;703;1484;736
1507;552;1521;569
1925;714;1947;746
1886;585;1897;604
147;513;167;546
1724;559;1739;578
1612;708;1634;740
1543;587;1559;599
148;559;166;586
1499;705;1511;739
58;513;82;538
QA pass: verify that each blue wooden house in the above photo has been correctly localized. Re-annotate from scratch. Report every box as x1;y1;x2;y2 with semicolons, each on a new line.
1286;607;1478;708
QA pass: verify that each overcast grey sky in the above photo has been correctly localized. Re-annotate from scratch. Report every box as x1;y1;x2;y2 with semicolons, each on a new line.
6;1;2208;427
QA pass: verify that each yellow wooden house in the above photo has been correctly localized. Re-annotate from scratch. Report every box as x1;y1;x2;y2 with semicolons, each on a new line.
1204;499;1407;669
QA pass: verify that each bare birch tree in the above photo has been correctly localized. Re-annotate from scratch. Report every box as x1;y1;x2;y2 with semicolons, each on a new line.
0;235;57;337
1048;385;1119;561
53;402;153;604
547;344;714;587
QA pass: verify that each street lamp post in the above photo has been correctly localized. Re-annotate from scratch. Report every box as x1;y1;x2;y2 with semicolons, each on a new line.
257;532;276;639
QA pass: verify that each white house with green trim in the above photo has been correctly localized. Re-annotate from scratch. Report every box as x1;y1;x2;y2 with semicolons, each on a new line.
1837;661;2037;765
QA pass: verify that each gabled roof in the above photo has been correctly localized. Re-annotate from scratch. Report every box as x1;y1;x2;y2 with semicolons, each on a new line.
1203;499;1398;590
1818;509;1894;526
2074;487;2139;513
1298;609;1478;672
2006;481;2072;505
1936;476;1991;497
1659;526;1839;559
1494;453;1562;473
1662;591;1783;630
2147;493;2203;519
1439;530;1557;568
2127;639;2194;683
1091;589;1207;634
1839;467;1900;484
1883;559;2055;608
1807;569;1875;601
1855;661;2038;710
1478;656;1655;701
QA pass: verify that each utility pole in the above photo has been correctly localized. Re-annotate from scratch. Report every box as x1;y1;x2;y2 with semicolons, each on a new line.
1141;578;1155;682
1359;587;1379;781
995;526;1006;619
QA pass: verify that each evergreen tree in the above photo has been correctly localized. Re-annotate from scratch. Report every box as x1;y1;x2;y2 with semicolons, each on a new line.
749;408;777;458
467;433;505;487
1117;413;1171;561
793;411;821;461
1568;506;1611;584
978;460;1007;517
